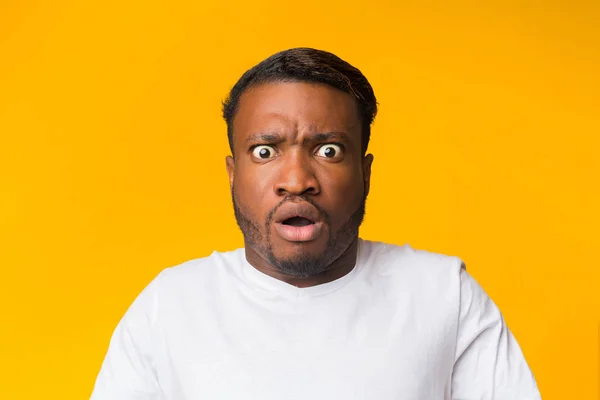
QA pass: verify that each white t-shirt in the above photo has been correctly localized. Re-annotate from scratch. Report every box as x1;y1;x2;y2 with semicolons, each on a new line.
91;239;541;399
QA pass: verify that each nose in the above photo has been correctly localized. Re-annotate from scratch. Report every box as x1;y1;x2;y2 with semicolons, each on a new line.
273;150;320;197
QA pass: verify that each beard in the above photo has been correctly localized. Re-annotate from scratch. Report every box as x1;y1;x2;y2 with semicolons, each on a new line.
232;190;367;278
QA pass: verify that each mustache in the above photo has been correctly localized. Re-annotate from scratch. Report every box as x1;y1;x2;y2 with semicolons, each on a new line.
265;195;330;227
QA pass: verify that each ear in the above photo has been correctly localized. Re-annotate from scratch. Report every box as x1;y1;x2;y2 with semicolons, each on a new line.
226;155;235;189
362;153;374;196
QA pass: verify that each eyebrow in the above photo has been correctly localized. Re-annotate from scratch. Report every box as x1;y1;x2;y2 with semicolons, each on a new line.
309;132;349;144
246;133;282;144
245;131;350;145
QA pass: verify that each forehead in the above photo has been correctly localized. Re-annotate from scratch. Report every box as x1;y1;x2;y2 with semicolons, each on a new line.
232;82;361;145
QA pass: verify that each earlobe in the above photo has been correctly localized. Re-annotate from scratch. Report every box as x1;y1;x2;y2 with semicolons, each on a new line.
226;156;235;189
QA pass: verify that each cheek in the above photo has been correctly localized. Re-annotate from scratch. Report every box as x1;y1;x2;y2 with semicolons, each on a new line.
234;167;275;215
321;168;365;212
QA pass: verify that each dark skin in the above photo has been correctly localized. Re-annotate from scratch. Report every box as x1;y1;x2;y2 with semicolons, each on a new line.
226;82;374;288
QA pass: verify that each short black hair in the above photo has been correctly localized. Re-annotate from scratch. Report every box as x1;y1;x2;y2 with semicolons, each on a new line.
222;47;378;155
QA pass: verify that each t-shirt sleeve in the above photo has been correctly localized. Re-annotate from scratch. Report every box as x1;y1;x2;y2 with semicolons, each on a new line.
452;266;541;399
90;276;163;400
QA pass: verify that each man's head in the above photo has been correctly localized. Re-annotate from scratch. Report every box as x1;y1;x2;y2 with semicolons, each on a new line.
222;48;377;278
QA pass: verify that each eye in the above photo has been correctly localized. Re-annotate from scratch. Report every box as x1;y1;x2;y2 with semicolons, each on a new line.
252;145;277;160
316;144;343;159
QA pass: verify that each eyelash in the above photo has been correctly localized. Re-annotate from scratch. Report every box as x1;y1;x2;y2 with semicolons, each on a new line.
248;143;346;156
319;142;345;151
249;144;277;153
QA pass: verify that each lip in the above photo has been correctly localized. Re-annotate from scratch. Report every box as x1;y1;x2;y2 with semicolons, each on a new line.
274;221;324;242
273;202;321;224
272;202;324;242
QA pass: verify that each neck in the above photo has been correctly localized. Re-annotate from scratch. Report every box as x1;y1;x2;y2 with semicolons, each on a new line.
244;237;360;288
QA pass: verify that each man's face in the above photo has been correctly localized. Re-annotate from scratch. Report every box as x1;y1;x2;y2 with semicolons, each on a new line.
226;81;373;277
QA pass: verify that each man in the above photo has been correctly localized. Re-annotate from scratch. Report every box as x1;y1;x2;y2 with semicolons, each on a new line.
91;48;541;399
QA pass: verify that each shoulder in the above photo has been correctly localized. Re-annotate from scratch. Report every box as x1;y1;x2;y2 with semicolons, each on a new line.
361;239;464;274
151;248;246;294
360;239;465;294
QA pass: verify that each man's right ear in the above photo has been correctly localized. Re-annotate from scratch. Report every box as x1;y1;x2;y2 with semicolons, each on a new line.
226;155;235;189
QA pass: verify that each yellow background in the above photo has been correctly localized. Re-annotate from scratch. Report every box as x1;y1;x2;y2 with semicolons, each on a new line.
1;1;598;398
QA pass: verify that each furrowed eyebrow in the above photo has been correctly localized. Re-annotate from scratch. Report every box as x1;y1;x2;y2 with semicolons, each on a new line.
244;131;350;146
308;132;350;143
246;133;282;144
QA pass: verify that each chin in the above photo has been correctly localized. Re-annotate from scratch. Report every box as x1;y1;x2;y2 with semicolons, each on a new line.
272;236;328;256
271;254;330;278
267;241;331;277
274;244;322;260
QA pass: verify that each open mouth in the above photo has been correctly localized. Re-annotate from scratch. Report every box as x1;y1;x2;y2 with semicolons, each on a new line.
273;202;323;242
281;216;315;227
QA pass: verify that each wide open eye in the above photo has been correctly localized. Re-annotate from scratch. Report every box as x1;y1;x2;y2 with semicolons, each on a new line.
316;144;343;159
252;145;277;160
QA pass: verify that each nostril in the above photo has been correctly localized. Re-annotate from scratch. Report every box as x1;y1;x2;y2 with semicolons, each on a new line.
276;186;317;196
274;176;320;196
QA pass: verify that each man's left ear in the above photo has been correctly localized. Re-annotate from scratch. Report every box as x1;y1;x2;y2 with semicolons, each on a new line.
362;154;374;196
